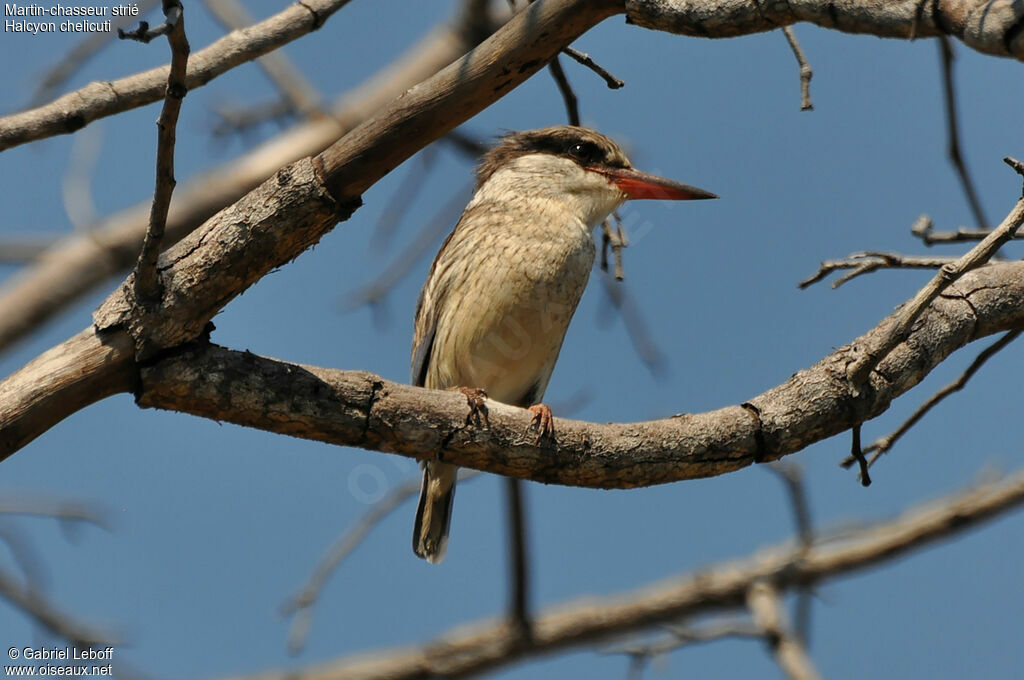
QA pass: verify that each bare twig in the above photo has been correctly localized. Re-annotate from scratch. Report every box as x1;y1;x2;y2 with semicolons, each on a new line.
203;0;322;119
747;582;823;680
1;0;360;151
515;0;624;91
602;617;761;659
908;214;1017;245
124;0;191;303
938;35;988;229
598;272;668;378
843;328;1024;469
849;423;871;486
282;470;481;653
118;0;183;43
561;46;625;88
767;464;812;546
0;3;504;354
781;27;813;111
0;564;119;649
211;97;296;137
600;212;627;280
217;468;1024;680
0;238;61;263
506;478;532;641
846;171;1024;389
766;463;814;642
370;146;439;253
0;497;107;528
61;125;103;232
799;251;953;289
29;0;162;107
548;55;581;126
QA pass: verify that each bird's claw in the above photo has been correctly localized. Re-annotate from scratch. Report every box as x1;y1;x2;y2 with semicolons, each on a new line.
528;403;555;444
453;387;489;428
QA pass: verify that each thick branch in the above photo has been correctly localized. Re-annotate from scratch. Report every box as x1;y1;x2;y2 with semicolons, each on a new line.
6;0;1022;154
846;192;1024;387
0;4;504;354
216;468;1024;680
624;0;1024;59
0;0;621;455
120;260;1024;487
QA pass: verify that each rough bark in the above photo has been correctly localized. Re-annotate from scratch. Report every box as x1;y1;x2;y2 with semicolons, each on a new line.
129;261;1024;488
625;0;1024;58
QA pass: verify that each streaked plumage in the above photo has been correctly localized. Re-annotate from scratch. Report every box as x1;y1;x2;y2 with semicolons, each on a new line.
411;126;715;563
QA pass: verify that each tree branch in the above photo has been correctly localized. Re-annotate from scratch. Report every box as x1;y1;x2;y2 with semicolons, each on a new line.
0;0;357;151
846;184;1024;388
120;260;1024;486
746;581;822;680
0;564;119;649
624;0;1024;59
0;3;505;355
127;0;190;303
4;249;1021;472
0;0;622;455
5;0;1022;153
215;467;1024;680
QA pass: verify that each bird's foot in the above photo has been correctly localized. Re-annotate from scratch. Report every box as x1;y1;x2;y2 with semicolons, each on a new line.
527;403;555;444
452;387;489;428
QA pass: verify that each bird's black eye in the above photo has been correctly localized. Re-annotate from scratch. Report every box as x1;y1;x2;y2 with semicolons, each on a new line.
567;141;603;165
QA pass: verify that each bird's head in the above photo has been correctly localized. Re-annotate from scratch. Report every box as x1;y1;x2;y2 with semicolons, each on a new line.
473;125;716;227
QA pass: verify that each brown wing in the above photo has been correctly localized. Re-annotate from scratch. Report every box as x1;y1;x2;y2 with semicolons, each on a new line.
410;220;461;387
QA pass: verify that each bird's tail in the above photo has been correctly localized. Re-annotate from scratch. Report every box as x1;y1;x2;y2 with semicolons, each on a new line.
413;461;458;564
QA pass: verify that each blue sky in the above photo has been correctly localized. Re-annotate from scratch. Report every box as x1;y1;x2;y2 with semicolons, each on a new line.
1;1;1023;678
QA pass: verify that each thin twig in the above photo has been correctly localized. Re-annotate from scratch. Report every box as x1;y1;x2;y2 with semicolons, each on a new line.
781;27;813;111
61;125;103;233
124;0;190;303
514;0;624;91
370;146;438;253
843;328;1024;470
767;463;812;547
908;213;1017;246
849;424;871;486
598;272;669;378
0;238;61;263
747;582;823;680
561;46;624;88
846;166;1024;389
548;55;580;126
766;463;814;642
0;498;107;528
29;0;162;107
938;35;988;229
0;563;120;649
602;617;762;658
506;478;532;642
600;212;627;280
211;98;295;137
799;251;953;289
203;0;322;119
282;470;481;653
118;0;182;42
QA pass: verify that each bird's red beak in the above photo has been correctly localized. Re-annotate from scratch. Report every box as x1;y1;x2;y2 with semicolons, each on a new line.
599;167;718;201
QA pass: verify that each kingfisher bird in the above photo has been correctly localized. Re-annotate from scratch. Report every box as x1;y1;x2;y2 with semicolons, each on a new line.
411;125;716;563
